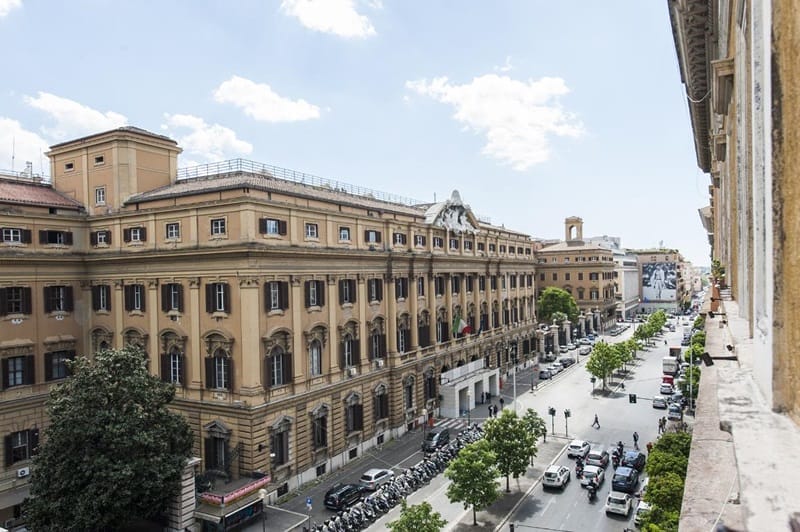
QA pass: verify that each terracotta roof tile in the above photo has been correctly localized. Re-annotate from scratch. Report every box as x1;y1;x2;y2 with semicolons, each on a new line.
0;179;84;210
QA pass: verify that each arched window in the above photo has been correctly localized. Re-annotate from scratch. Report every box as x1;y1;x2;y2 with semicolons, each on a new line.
309;339;322;376
338;321;360;369
344;392;363;433
373;384;389;421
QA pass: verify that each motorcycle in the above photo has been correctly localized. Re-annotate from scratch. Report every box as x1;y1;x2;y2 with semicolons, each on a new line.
587;485;597;502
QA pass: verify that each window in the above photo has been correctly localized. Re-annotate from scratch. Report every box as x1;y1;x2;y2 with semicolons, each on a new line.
578;273;584;280
393;233;407;245
271;426;289;466
5;429;38;465
367;278;383;302
39;230;73;246
160;348;184;385
464;240;473;251
341;336;359;368
2;227;31;243
3;356;32;388
166;223;181;239
374;388;389;421
370;331;386;360
205;354;231;390
339;226;351;241
266;347;291;388
500;245;506;253
0;287;32;315
259;218;287;236
432;236;444;249
436;319;449;343
510;275;517;289
490;276;497;290
589;272;599;281
509;246;515;254
265;281;289;311
123;227;147;243
565;273;571;281
395;277;408;300
305;223;319;239
489;244;496;252
95;187;106;205
502;276;507;289
346;402;363;433
465;276;474;292
404;379;414;409
414;234;426;247
91;284;111;312
424;372;437;400
309;340;322;376
205;283;229;313
527;274;533;286
397;327;410;353
479;276;486;291
339;279;357;305
90;230;111;246
539;273;545;281
45;350;75;381
94;155;105;165
64;162;74;171
365;230;382;244
449;238;459;250
417;277;425;297
124;284;145;312
44;285;74;313
526;248;532;255
552;273;558;281
211;218;227;236
305;280;325;308
434;276;445;296
590;290;599;300
161;283;184;313
477;242;485;252
312;413;328;449
451;276;460;294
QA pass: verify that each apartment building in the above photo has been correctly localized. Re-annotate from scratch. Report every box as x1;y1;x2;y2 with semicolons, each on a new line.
0;127;541;527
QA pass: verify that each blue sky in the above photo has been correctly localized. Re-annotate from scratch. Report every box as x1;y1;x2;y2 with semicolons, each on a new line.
0;0;710;265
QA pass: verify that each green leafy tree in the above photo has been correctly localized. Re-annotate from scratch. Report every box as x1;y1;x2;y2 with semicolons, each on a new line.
678;365;701;400
537;287;580;324
690;331;706;348
445;439;500;525
26;346;194;532
644;471;685;513
651;431;692;457
387;500;447;532
634;324;651;346
521;408;547;443
692;314;705;330
585;341;620;390
614;341;633;372
645;449;689;479
484;409;535;492
683;343;704;364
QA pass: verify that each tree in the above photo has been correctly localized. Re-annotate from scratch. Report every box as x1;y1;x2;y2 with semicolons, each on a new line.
644;471;685;513
651;431;692;457
614;341;633;373
483;409;535;492
678;365;701;400
537;287;580;324
387;500;447;532
445;439;500;525
521;408;547;444
645;449;688;479
585;341;619;389
26;346;194;531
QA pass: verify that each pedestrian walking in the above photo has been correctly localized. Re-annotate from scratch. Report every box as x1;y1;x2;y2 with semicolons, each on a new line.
657;419;663;434
591;414;600;429
633;431;639;449
646;441;653;454
488;405;493;418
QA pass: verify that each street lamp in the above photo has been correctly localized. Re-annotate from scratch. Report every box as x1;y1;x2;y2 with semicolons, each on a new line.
422;408;428;442
258;488;268;532
466;391;471;425
564;409;571;438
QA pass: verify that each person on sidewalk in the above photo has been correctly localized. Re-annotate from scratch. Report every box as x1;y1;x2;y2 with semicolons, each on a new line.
488;405;494;418
591;414;600;429
633;431;639;449
646;441;653;454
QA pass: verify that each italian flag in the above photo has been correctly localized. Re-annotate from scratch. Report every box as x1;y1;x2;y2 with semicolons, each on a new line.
453;314;473;335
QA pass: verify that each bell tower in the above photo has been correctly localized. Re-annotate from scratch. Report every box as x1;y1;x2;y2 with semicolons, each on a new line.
564;216;584;241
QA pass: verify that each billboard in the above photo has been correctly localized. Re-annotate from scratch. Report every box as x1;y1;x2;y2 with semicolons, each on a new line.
642;262;677;302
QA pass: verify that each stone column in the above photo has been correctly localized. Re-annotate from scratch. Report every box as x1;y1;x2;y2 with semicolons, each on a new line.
165;456;200;532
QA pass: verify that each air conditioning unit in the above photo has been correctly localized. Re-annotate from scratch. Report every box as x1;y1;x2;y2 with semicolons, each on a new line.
374;359;385;369
348;367;358;377
17;467;30;478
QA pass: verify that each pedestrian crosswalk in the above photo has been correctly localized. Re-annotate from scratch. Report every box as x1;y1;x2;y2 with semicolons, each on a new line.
433;418;468;431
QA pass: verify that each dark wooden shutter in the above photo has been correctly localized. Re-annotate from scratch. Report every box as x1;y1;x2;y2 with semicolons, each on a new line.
21;229;31;243
279;282;289;310
204;357;214;388
338;280;345;305
105;231;111;245
29;428;39;455
317;281;325;306
354;404;363;431
64;286;74;312
283;353;292;384
4;435;11;466
364;230;370;242
205;284;214;313
160;354;170;383
24;355;34;385
353;340;361;365
375;231;382;243
17;287;30;314
367;335;374;360
376;280;383;301
102;286;110;312
92;286;100;311
226;359;233;390
222;283;230;313
123;228;131;242
43;286;52;313
161;285;169;312
176;284;184;312
380;334;387;357
140;227;147;241
264;356;272;389
178;355;185;386
304;281;311;308
443;322;449;342
339;342;345;368
278;220;287;235
64;231;73;245
204;437;216;469
263;283;271;312
0;358;7;389
349;280;356;304
44;352;53;381
90;231;98;246
258;218;267;234
38;230;47;244
0;289;6;317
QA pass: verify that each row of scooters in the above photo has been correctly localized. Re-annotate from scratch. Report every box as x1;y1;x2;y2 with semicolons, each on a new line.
308;425;484;532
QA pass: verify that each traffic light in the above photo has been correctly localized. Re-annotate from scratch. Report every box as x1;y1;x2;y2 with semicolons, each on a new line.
708;311;715;318
564;409;571;418
628;393;637;404
548;407;556;416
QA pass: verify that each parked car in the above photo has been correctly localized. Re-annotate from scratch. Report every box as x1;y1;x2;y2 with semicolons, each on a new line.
548;364;562;375
568;343;578;351
538;369;552;380
668;403;684;421
670;391;688;408
634;500;652;525
578;338;592;345
660;383;674;395
580;465;605;487
544;352;557;362
324;483;364;511
359;468;394;491
586;446;610;468
621;450;647;472
422;428;450;452
578;345;592;355
611;467;639;494
559;345;569;354
652;395;668;409
542;465;571;489
605;491;633;517
567;439;591;458
558;357;575;368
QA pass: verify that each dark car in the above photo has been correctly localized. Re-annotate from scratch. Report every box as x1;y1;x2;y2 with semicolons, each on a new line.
621;451;647;472
611;466;639;494
558;357;576;368
422;428;450;452
539;369;552;380
324;483;364;511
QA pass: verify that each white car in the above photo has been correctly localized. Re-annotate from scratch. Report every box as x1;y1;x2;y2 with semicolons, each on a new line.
660;383;674;395
634;500;652;524
542;465;571;489
578;345;592;355
653;395;668;409
580;465;605;487
548;364;562;375
567;439;590;458
578;338;592;345
605;491;633;516
359;468;394;490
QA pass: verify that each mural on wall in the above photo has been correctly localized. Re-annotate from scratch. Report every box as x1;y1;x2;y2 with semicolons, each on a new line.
642;262;677;302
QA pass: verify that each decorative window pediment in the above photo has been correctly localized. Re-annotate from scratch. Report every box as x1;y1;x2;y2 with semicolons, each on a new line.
160;330;187;354
263;329;292;354
204;420;231;439
204;332;233;358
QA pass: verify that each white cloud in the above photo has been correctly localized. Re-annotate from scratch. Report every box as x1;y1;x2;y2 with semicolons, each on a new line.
0;0;21;18
23;92;127;141
213;75;321;122
280;0;376;39
405;74;585;170
161;113;252;162
495;56;514;73
0;118;49;173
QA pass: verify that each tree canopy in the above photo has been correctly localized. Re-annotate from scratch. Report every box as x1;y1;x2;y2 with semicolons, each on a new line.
537;287;580;324
585;341;619;389
483;409;536;492
445;439;500;525
26;346;194;532
387;500;447;532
